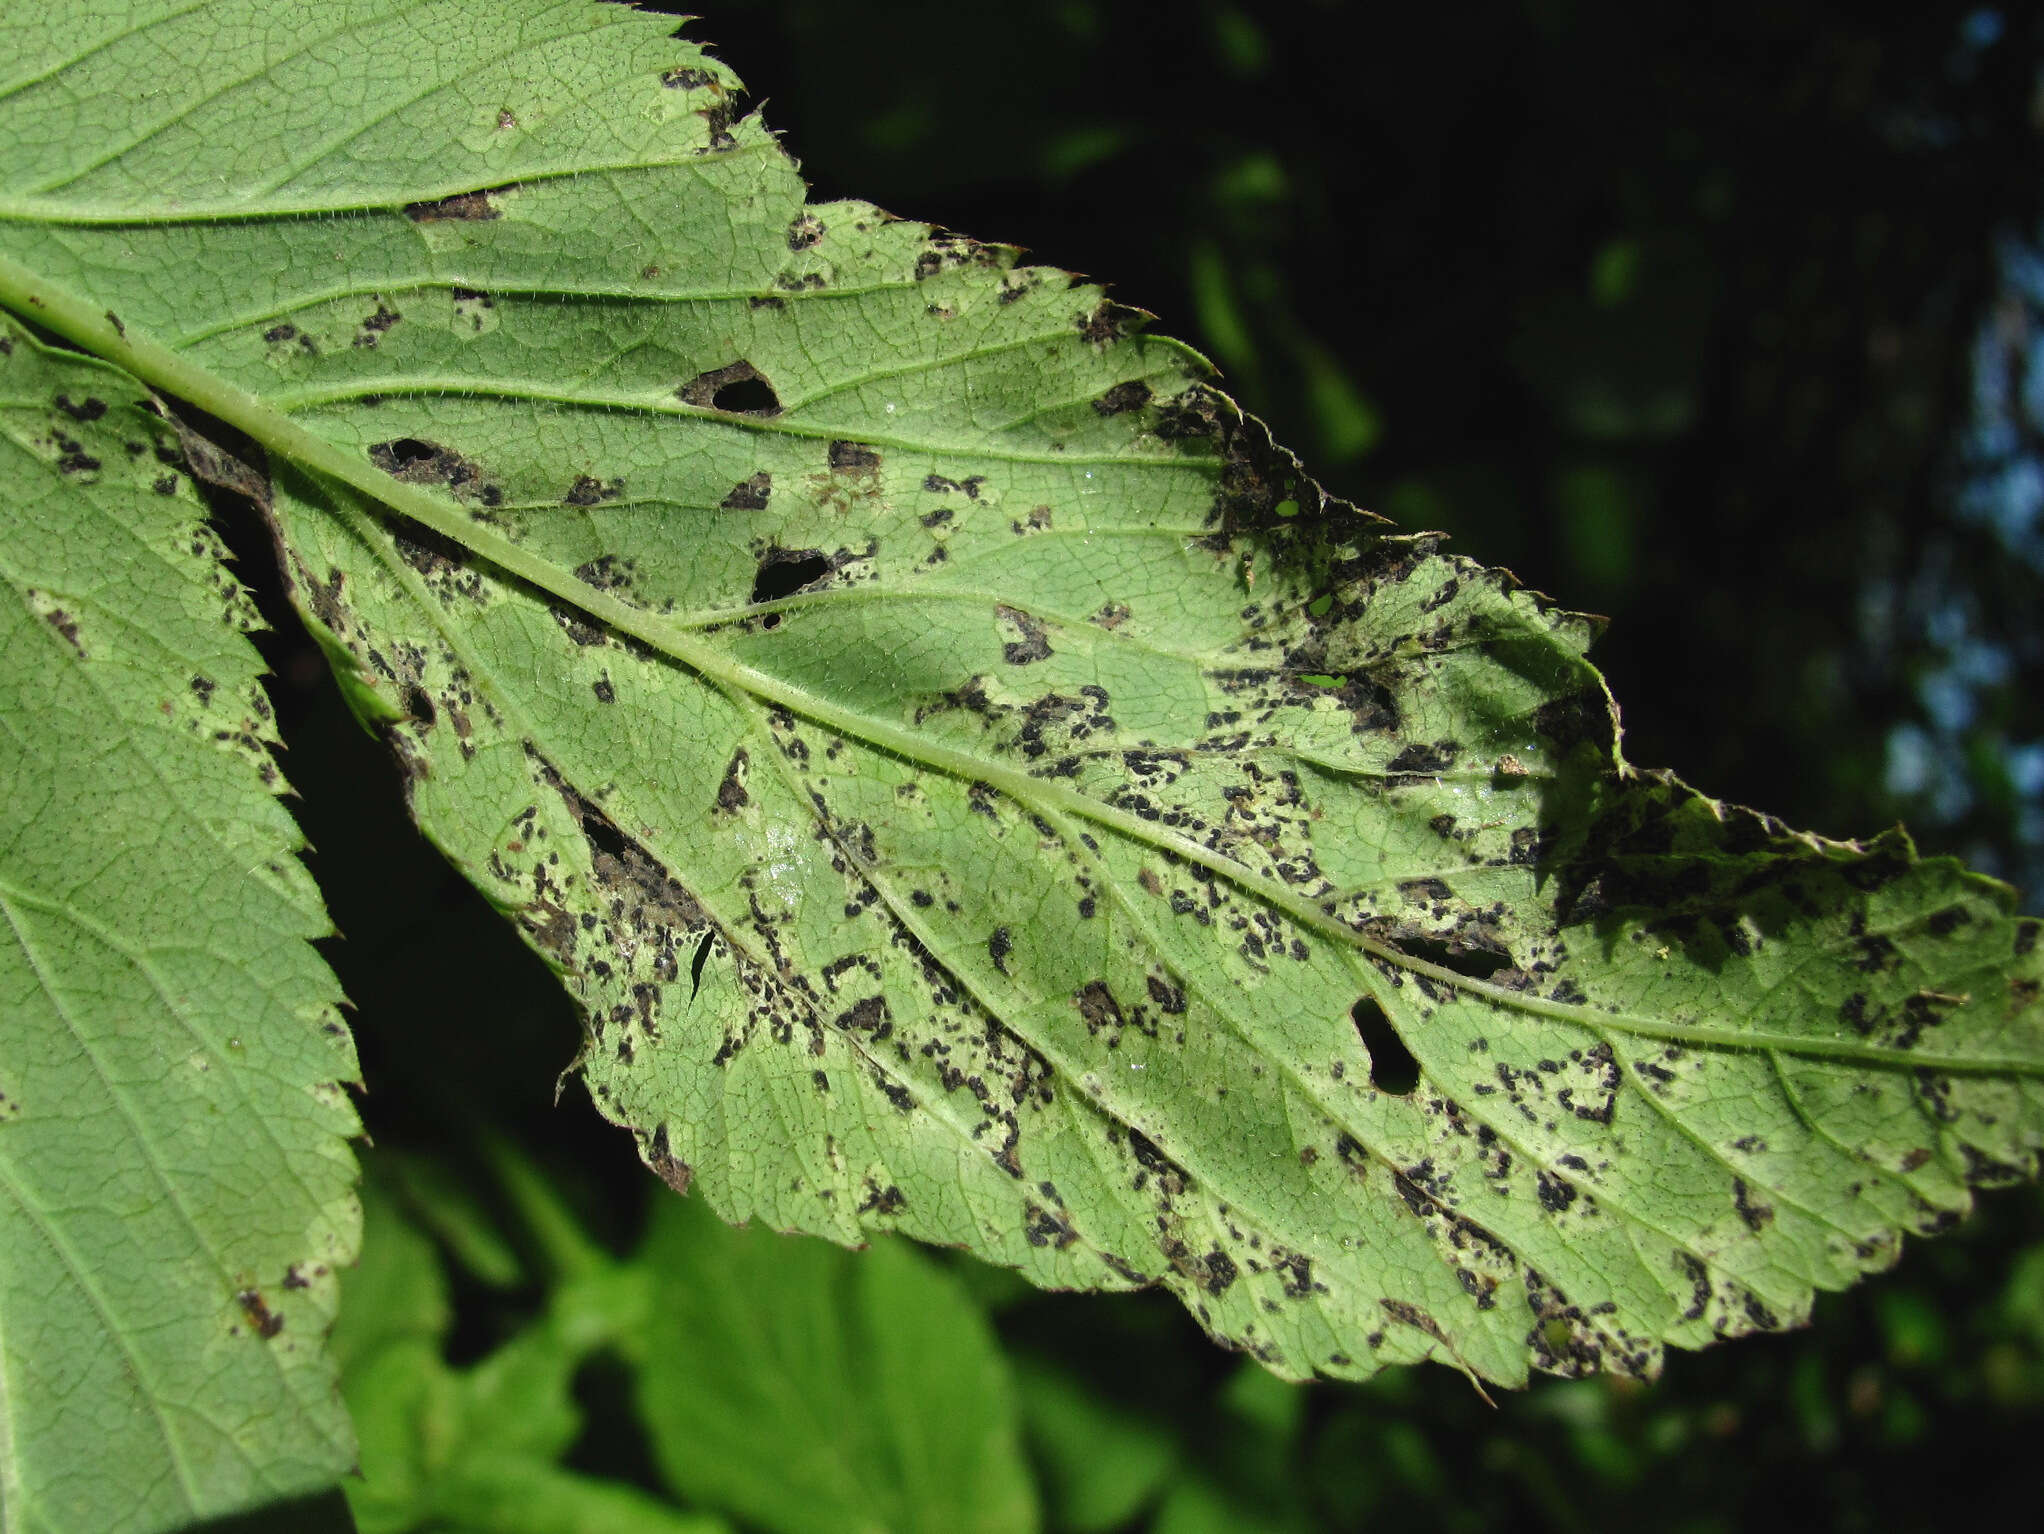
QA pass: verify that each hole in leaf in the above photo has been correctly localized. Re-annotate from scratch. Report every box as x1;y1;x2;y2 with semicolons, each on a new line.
679;360;781;416
1396;935;1514;981
1352;997;1419;1095
689;931;713;998
711;374;780;413
579;809;629;863
374;437;440;471
751;548;829;628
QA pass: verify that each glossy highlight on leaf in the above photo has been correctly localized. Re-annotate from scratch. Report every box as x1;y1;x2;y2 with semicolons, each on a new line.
0;17;2040;1516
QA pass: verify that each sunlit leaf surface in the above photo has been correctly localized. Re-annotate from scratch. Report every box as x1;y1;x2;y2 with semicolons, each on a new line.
1;1;2038;1436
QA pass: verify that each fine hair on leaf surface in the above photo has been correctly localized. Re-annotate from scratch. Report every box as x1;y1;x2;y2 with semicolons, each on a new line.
0;3;2041;1529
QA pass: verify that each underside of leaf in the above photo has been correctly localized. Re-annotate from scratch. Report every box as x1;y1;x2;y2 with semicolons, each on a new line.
0;0;2038;1397
0;320;360;1532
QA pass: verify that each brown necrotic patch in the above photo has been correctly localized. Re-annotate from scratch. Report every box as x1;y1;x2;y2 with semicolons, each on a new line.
369;438;493;498
1093;380;1152;416
715;748;750;812
828;440;881;474
996;605;1052;665
404;189;505;221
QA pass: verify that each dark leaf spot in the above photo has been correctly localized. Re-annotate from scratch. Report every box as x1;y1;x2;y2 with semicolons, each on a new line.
828;440;881;473
1093;380;1152;416
722;471;772;511
236;1289;283;1340
647;1124;694;1195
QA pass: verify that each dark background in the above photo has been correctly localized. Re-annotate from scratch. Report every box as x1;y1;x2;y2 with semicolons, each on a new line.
228;3;2044;1530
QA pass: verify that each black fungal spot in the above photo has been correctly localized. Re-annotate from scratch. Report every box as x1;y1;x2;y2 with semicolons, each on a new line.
1732;1178;1774;1233
43;608;84;656
679;360;782;416
862;1183;908;1216
722;472;772;511
591;678;615;704
1092;380;1152;416
988;926;1012;976
787;213;825;251
1352;998;1419;1094
1925;904;1970;938
1530;688;1616;754
52;435;99;475
661;66;714;89
1200;1249;1239;1294
1385;740;1460;776
1073;980;1123;1034
1078;300;1144;346
997;604;1053;665
563;474;622;507
828;440;881;473
352;300;401;348
54;394;105;422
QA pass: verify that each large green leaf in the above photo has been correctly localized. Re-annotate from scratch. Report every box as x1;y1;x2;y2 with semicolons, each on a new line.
1;0;2039;1414
0;319;359;1531
634;1194;1037;1534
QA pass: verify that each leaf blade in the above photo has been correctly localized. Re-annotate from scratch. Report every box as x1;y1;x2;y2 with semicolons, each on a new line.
0;319;359;1533
0;0;2037;1397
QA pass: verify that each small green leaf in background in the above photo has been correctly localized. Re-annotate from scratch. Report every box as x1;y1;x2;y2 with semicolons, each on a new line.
634;1194;1038;1534
0;318;360;1534
336;1164;723;1534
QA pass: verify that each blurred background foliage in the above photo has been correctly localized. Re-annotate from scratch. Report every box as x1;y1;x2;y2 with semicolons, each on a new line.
213;2;2044;1530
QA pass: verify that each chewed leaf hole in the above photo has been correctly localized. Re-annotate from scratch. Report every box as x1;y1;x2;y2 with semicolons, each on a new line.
1353;997;1419;1095
751;548;829;628
689;932;713;999
1399;935;1514;981
371;437;439;471
579;809;629;863
712;374;779;413
680;360;781;416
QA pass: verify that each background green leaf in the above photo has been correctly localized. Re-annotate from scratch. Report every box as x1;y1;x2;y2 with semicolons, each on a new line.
634;1195;1037;1534
0;320;359;1533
